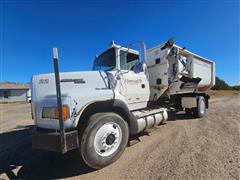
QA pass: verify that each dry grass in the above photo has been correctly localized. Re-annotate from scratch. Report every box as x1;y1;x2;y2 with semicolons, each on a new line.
207;90;240;99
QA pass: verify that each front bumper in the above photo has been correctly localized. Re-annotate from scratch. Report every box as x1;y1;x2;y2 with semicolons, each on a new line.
35;118;75;130
32;128;79;153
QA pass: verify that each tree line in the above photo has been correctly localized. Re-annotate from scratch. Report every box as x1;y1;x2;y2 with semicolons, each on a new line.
212;77;240;90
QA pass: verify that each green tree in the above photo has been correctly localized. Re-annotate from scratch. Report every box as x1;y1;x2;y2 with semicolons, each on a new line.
212;77;230;90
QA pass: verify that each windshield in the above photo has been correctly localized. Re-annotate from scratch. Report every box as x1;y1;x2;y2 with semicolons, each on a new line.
93;47;116;71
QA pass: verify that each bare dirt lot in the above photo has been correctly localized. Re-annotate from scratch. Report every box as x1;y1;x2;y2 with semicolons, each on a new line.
0;91;239;179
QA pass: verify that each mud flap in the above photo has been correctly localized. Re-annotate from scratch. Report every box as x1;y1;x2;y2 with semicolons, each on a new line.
32;129;79;153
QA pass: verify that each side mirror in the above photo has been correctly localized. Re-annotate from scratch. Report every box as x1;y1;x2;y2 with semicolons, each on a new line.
132;63;143;73
131;62;148;75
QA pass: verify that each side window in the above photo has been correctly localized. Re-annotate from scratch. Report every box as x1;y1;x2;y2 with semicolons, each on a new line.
120;51;127;70
119;50;140;70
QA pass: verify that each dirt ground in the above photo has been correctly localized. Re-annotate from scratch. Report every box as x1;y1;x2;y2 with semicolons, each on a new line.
0;91;239;179
207;90;240;98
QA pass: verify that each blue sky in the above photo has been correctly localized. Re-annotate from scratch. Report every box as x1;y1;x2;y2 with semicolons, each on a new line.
1;0;239;85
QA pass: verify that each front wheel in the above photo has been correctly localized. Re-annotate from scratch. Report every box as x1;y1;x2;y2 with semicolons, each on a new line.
80;112;129;169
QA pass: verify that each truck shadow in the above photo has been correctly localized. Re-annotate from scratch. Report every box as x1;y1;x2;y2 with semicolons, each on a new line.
0;125;94;179
167;111;197;121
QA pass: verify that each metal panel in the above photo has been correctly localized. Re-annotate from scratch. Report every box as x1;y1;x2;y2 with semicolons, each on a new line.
181;97;197;109
192;57;213;88
32;130;79;153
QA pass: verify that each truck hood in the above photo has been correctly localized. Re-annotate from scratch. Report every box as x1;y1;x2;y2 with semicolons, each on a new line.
32;71;112;99
31;71;114;129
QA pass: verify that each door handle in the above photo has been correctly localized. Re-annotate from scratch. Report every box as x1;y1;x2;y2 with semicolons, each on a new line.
141;84;145;88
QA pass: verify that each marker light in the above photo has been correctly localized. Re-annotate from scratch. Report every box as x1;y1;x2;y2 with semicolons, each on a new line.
42;105;69;121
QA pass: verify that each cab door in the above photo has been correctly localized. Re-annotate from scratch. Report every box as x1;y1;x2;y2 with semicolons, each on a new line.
117;49;150;110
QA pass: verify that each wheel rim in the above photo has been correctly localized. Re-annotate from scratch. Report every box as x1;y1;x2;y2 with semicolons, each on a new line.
94;122;122;157
200;99;205;114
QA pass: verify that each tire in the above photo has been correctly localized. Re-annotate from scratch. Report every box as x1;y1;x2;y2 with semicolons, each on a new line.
80;112;129;169
193;96;206;118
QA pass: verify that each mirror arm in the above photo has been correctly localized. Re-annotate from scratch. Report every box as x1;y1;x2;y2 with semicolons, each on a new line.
140;41;147;62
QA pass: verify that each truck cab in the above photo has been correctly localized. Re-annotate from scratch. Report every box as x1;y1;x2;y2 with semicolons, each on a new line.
93;42;150;110
31;42;151;130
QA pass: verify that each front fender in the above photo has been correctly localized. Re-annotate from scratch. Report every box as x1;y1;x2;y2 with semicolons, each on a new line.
73;98;139;135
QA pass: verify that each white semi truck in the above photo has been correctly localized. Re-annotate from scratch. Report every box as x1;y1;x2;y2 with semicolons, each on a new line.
31;39;215;169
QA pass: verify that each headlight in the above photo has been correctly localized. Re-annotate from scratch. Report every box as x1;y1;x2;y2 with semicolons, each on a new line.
42;105;69;120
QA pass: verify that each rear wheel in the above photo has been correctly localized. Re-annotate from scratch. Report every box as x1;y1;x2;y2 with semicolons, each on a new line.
80;112;129;169
193;96;206;118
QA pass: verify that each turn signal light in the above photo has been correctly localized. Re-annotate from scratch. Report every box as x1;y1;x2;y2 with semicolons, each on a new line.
42;105;69;121
54;105;69;120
